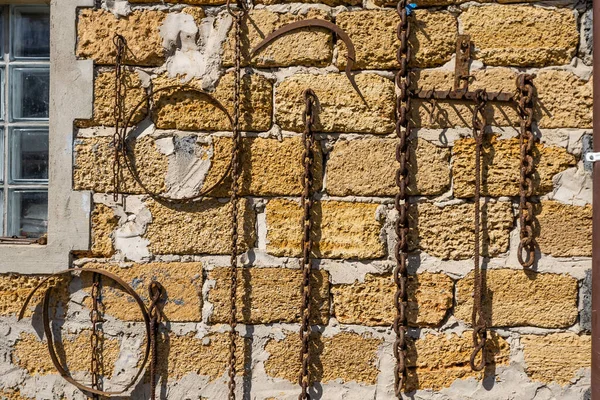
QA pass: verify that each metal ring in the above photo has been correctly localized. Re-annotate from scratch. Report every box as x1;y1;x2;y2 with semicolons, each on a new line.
19;268;152;397
119;85;235;203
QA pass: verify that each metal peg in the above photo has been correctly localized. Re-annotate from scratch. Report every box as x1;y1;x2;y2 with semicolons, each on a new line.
585;152;600;162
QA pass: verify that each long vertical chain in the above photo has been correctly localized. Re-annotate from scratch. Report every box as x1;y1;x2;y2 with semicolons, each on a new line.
517;74;537;268
112;34;127;202
394;0;411;396
470;90;488;372
148;281;164;400
90;273;102;399
298;89;317;400
227;1;247;398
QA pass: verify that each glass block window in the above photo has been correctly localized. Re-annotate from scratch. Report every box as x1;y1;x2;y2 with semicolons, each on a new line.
0;5;50;239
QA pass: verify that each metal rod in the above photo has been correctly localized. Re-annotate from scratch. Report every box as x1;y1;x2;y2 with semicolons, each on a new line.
592;0;600;396
413;89;514;103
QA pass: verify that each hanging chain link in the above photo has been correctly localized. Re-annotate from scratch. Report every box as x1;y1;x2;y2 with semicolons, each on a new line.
227;1;248;398
112;34;127;202
470;90;488;372
298;89;317;400
517;74;537;269
148;281;165;400
90;273;103;399
393;0;412;396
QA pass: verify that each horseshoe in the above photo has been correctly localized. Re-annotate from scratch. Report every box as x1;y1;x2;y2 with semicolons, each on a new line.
250;19;364;100
18;268;152;397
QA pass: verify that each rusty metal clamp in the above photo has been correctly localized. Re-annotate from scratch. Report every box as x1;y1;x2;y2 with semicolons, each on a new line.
250;19;363;99
18;268;152;398
118;85;234;204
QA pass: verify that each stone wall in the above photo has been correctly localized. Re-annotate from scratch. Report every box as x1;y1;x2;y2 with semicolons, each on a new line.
0;0;593;399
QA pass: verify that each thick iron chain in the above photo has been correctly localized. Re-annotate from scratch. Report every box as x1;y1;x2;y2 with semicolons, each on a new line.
148;281;165;400
227;1;248;398
298;89;317;400
112;34;127;202
470;90;488;372
517;74;537;268
90;273;103;399
394;0;411;396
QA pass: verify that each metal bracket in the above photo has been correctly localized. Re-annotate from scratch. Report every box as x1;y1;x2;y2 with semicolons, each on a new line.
454;34;472;91
585;152;600;162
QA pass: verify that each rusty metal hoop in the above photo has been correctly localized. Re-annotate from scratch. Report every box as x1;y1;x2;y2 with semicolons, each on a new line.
18;268;152;397
250;19;363;100
118;85;234;203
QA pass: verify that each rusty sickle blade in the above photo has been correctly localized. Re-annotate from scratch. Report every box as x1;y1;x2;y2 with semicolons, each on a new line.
250;19;364;100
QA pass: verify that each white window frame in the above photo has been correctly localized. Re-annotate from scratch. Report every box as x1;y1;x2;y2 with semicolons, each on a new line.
0;0;93;274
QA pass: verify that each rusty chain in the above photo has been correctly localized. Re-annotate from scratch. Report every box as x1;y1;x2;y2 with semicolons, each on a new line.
148;281;165;400
90;273;103;399
470;90;488;372
298;89;317;400
112;34;127;202
393;0;412;396
226;0;248;398
19;268;152;397
517;74;537;268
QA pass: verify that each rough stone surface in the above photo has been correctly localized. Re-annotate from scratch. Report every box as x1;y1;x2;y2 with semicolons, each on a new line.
204;137;323;197
336;10;456;70
411;202;514;260
535;70;593;129
266;199;385;259
207;268;329;324
581;269;592;332
0;275;69;318
153;72;272;132
264;332;381;385
276;73;395;134
411;68;519;129
521;333;591;385
255;0;359;6
77;9;166;66
77;70;146;128
74;136;167;194
453;135;576;198
89;204;118;258
461;5;579;67
326;138;450;197
331;272;453;327
155;333;248;381
579;9;593;65
455;269;579;328
145;199;256;255
130;0;221;4
406;331;509;391
222;10;332;67
82;262;203;322
13;332;119;377
535;201;593;257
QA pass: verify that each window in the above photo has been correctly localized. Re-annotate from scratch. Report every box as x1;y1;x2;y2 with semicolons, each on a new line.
0;5;50;239
0;0;92;273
